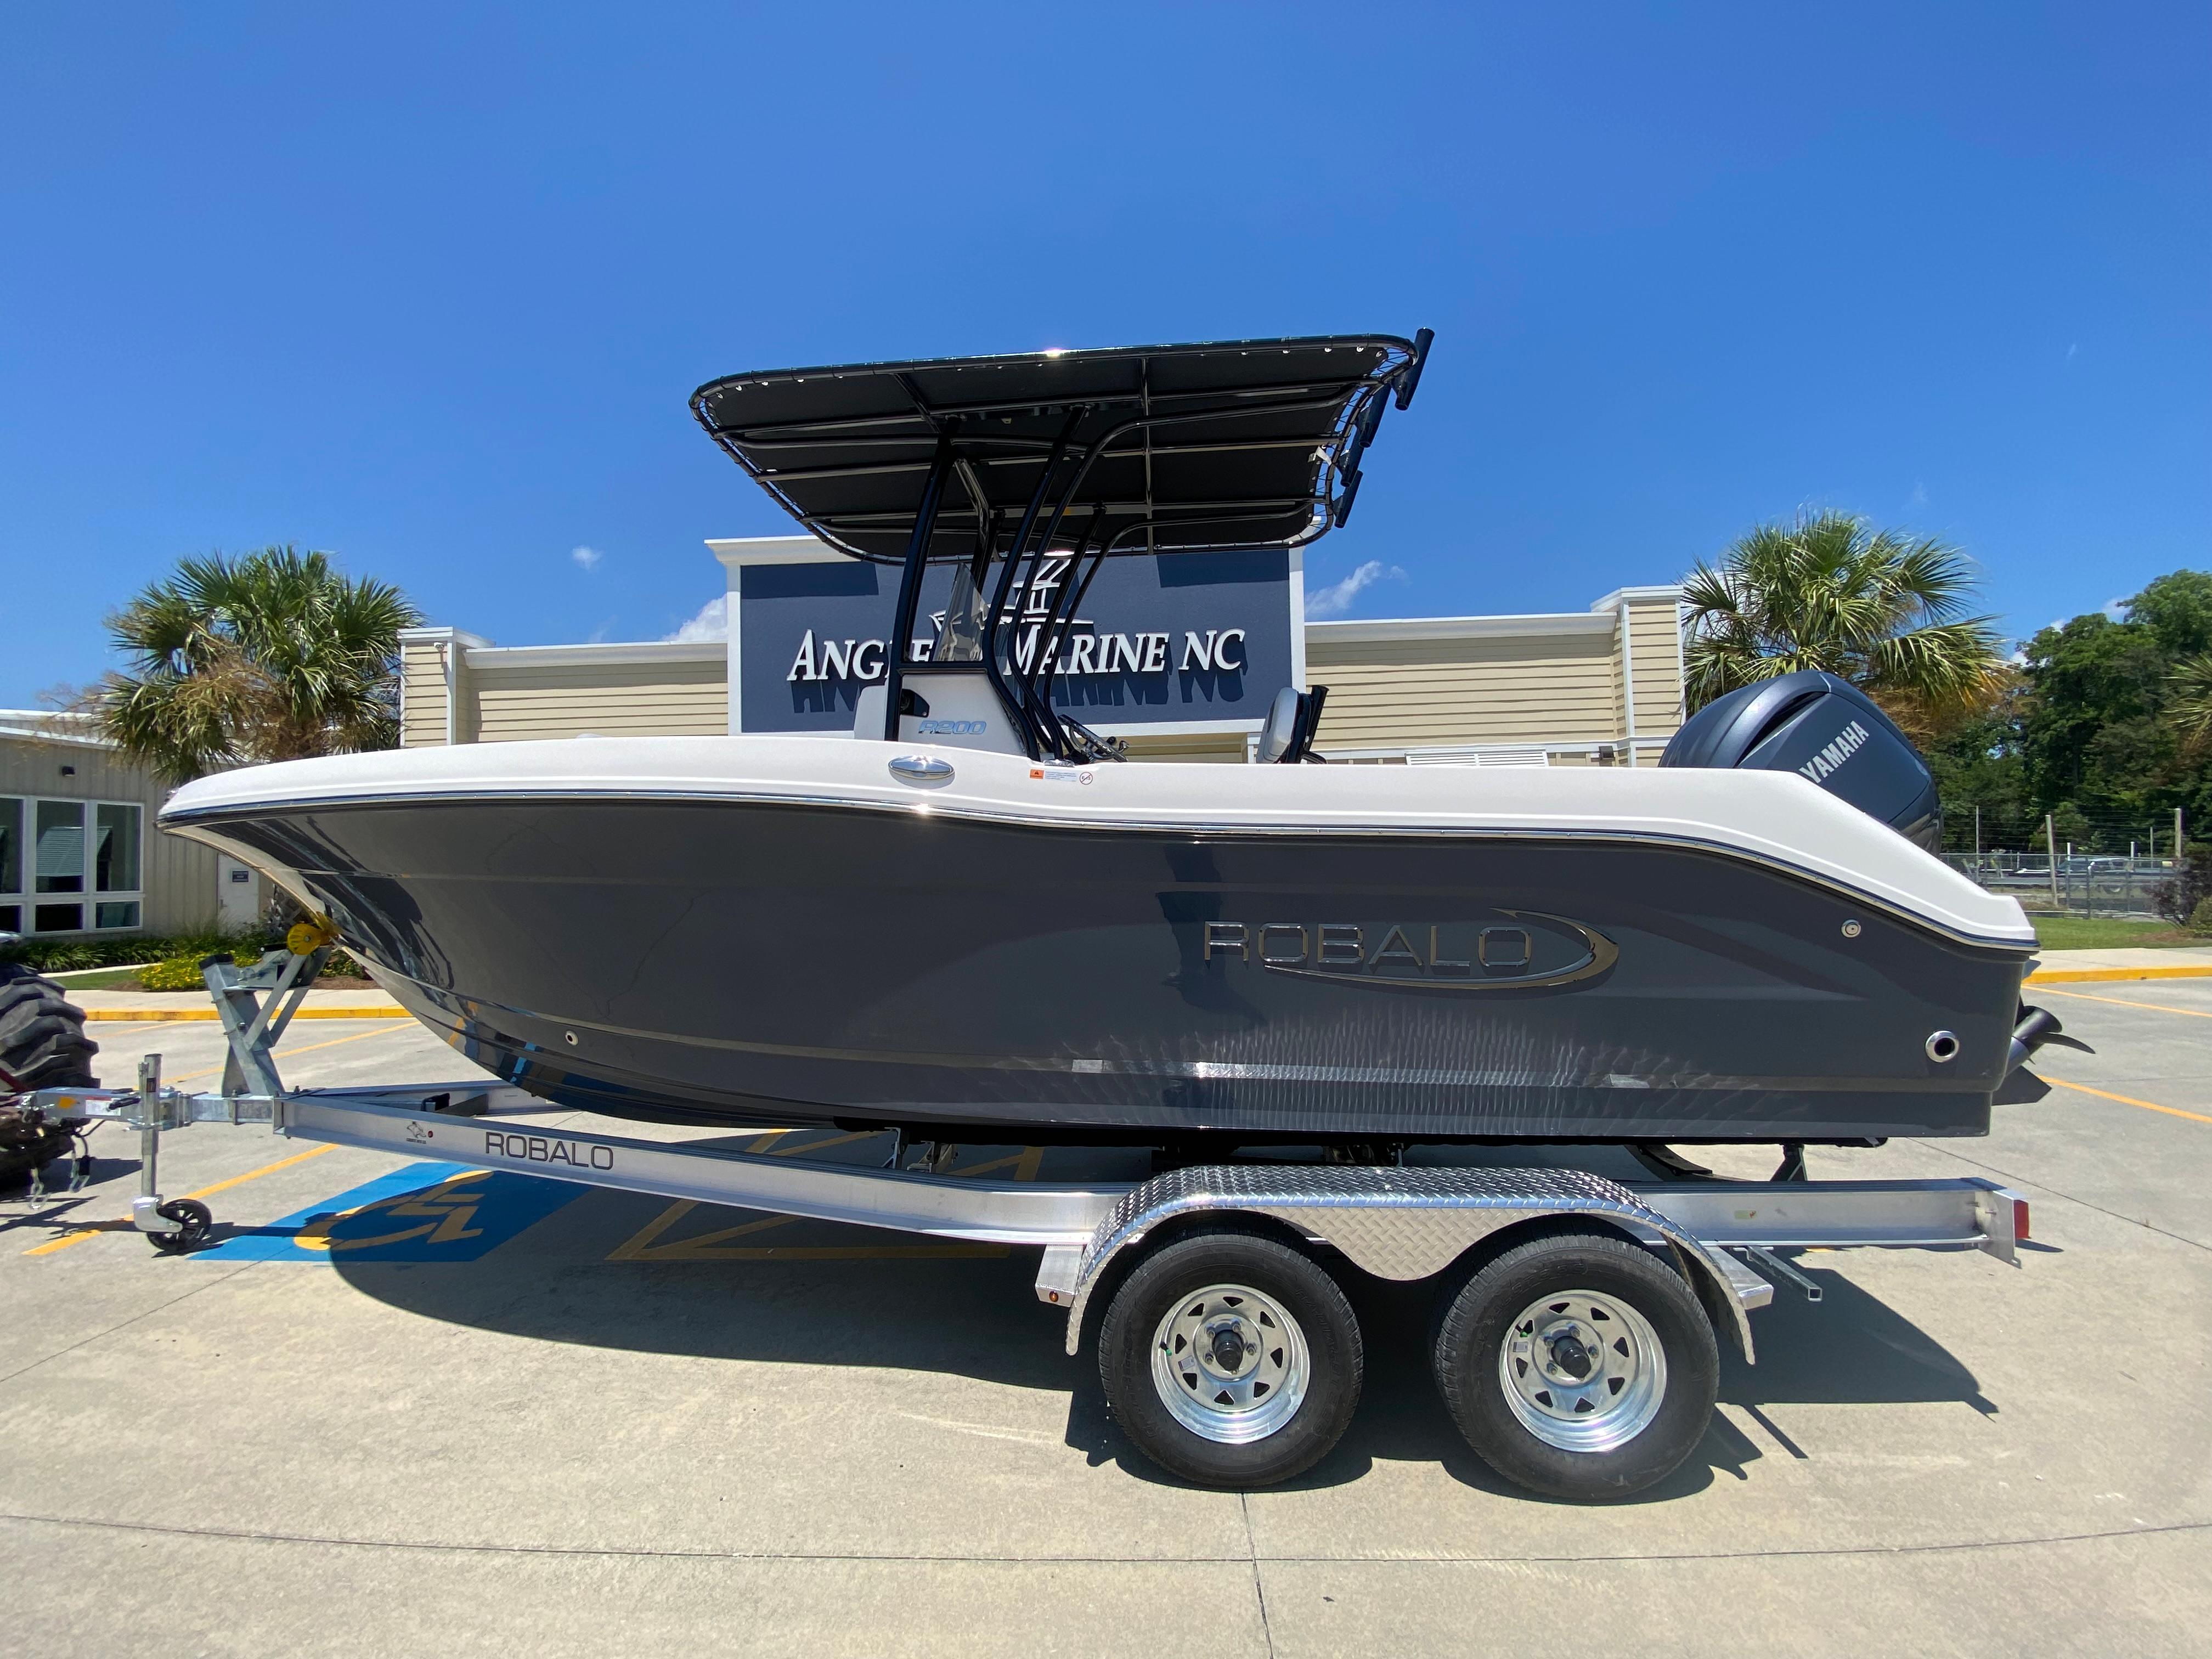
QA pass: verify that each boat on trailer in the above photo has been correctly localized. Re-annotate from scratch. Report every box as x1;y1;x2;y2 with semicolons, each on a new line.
159;332;2068;1152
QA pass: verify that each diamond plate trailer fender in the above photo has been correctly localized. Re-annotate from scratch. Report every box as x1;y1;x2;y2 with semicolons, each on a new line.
1037;1165;1769;1362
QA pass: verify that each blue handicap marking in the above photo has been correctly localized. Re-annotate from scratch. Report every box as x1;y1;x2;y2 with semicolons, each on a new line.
198;1159;585;1262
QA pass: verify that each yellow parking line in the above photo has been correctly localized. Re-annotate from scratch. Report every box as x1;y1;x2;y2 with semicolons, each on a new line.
606;1205;795;1261
605;1130;884;1260
2042;1076;2212;1126
2037;985;2212;1019
165;1022;404;1087
25;1023;410;1257
180;1143;342;1199
81;1006;410;1021
701;1243;1007;1261
2026;965;2212;984
24;1144;341;1257
768;1130;879;1160
607;1139;1041;1262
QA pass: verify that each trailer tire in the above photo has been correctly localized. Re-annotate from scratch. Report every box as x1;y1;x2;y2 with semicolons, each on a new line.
1432;1232;1718;1502
0;963;97;1187
0;962;99;1092
1099;1224;1362;1488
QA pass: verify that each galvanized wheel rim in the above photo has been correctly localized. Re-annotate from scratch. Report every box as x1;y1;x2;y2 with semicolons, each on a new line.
1497;1288;1667;1452
1150;1282;1310;1445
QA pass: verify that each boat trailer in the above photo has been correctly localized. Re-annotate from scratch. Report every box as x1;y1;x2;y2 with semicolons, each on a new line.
12;945;2034;1500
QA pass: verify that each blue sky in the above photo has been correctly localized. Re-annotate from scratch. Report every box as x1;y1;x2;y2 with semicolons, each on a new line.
3;3;2205;703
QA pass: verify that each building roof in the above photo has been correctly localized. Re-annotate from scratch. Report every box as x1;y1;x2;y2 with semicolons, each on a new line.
0;709;112;749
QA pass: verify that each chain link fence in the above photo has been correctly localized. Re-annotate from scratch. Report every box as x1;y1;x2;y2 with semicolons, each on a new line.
1941;809;2188;918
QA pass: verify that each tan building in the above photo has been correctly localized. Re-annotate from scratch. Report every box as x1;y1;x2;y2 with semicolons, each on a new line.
0;712;259;942
398;539;1685;768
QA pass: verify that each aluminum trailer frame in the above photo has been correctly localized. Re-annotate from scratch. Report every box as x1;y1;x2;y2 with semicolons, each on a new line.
11;946;2042;1496
18;948;2030;1372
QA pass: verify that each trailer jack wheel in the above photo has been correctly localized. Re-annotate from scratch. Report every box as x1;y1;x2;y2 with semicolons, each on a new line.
146;1198;213;1254
1432;1232;1718;1502
1098;1224;1362;1488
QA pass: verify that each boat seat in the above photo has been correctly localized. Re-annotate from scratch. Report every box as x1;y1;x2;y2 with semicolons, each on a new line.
1257;685;1329;763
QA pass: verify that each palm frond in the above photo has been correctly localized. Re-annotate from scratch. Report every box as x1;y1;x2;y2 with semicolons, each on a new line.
1680;510;2007;734
2167;654;2212;746
92;545;422;779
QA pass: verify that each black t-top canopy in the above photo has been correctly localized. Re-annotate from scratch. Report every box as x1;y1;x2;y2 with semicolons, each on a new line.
691;332;1430;564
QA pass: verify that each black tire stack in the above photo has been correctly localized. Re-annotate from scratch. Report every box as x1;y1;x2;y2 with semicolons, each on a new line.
0;961;98;1185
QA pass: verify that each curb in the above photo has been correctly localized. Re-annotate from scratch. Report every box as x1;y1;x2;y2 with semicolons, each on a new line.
80;1006;410;1022
2026;966;2212;985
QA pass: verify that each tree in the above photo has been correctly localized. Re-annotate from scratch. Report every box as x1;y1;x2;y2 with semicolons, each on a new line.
1922;683;2031;855
1680;511;2008;739
98;546;422;782
2017;571;2212;827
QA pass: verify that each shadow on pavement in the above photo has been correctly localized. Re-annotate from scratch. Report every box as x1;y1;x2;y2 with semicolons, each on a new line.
330;1197;1995;1500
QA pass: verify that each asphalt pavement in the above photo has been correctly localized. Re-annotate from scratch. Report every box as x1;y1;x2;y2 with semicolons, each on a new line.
2;984;2208;1657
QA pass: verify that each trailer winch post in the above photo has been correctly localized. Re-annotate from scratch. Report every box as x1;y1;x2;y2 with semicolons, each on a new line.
203;943;330;1102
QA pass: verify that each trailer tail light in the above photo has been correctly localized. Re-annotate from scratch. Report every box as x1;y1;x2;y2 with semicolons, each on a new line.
2013;1197;2031;1243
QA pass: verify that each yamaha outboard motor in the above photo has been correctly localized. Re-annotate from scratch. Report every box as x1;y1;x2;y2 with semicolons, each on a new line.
1660;670;1942;851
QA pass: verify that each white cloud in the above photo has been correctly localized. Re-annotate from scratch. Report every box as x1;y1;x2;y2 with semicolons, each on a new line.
665;594;728;642
2103;595;2129;620
1306;560;1405;619
1905;482;1928;510
2066;342;2079;360
571;545;603;572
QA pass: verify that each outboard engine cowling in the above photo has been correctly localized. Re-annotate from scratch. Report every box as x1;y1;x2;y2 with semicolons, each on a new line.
1659;670;1942;851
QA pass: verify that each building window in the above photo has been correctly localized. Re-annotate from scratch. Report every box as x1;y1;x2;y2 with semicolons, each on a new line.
0;799;144;934
95;803;140;893
0;797;18;894
35;800;83;893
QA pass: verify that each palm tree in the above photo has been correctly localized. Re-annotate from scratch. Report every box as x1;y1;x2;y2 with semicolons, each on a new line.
2167;654;2212;748
1680;511;2008;738
98;546;422;782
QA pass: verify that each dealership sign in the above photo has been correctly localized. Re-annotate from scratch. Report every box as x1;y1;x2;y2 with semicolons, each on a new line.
733;548;1295;735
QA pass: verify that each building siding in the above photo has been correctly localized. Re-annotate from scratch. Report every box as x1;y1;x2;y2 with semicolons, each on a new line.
1307;633;1625;750
1627;600;1685;743
0;733;227;936
1119;731;1252;763
470;659;729;743
400;640;453;747
393;582;1687;768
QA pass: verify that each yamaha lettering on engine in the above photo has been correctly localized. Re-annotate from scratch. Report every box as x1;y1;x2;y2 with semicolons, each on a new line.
1658;670;1943;850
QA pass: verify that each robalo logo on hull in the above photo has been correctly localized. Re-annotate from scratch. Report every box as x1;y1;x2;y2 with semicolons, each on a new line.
1201;912;1617;990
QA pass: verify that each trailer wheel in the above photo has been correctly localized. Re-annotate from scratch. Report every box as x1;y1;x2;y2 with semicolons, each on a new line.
1098;1225;1362;1488
146;1198;213;1254
1432;1232;1718;1502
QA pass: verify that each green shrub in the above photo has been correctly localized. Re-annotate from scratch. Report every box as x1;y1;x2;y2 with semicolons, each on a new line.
137;957;212;990
2153;848;2212;926
2189;898;2212;936
0;928;268;974
5;924;370;980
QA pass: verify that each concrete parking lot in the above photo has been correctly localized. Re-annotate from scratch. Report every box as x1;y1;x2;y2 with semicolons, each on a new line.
4;981;2209;1656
